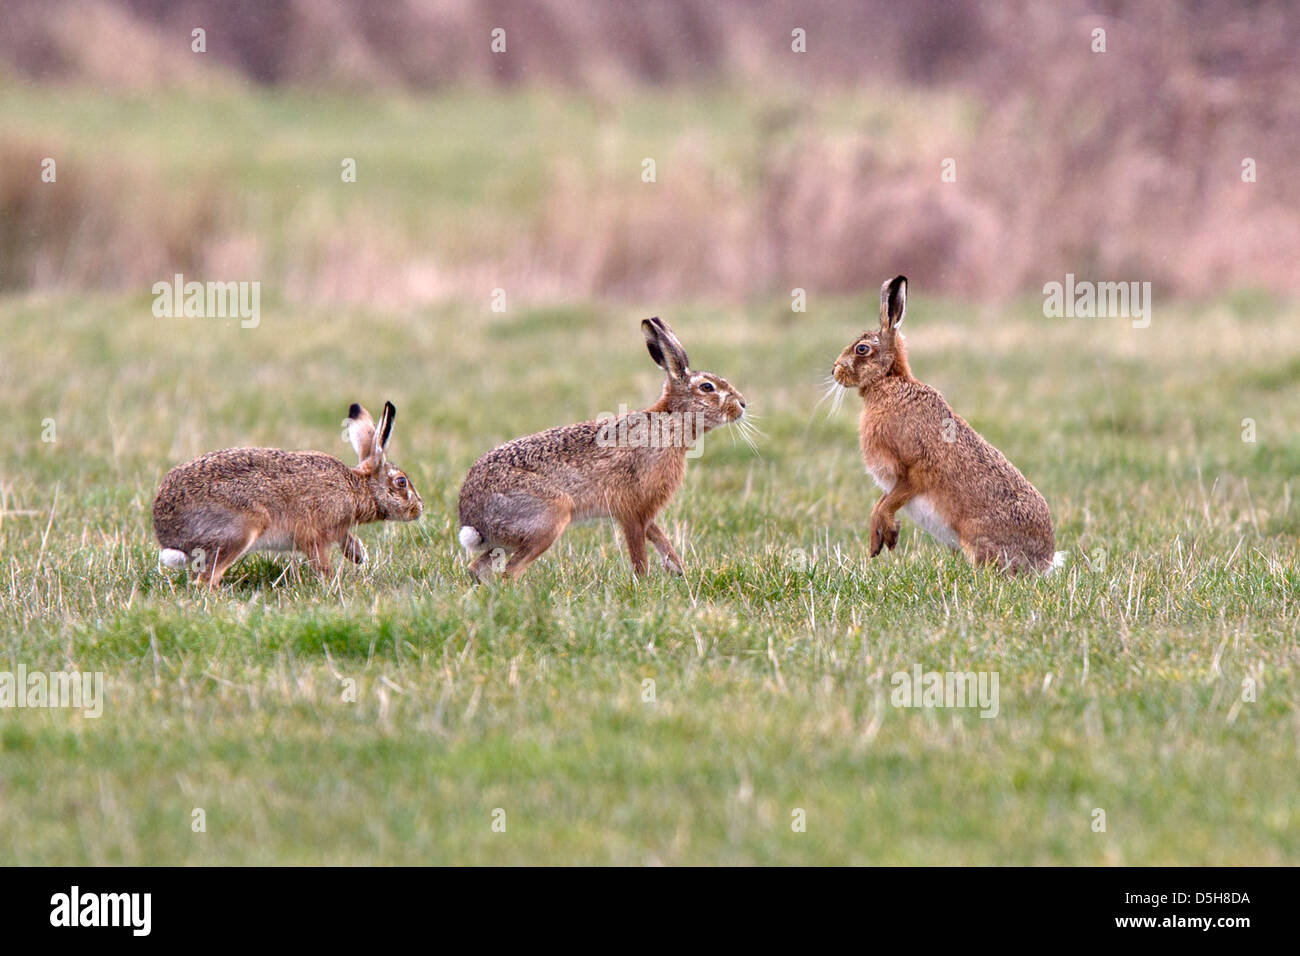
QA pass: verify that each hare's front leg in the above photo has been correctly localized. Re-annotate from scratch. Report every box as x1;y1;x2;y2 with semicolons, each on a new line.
295;531;336;579
646;521;684;575
342;532;368;565
868;502;897;557
869;476;916;557
620;518;650;576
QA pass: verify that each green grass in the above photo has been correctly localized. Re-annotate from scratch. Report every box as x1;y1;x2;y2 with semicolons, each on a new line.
0;83;766;253
0;284;1296;864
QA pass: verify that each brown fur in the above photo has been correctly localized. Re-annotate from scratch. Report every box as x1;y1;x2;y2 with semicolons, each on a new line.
832;277;1056;573
152;402;422;587
458;317;746;581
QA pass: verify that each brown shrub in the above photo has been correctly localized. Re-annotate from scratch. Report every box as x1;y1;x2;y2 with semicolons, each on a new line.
0;143;234;291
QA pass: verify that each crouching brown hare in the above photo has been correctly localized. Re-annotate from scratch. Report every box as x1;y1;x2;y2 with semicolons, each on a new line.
832;276;1062;573
458;317;747;582
153;401;422;587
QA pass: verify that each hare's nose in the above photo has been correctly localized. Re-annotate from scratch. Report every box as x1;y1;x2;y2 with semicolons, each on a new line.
739;398;746;408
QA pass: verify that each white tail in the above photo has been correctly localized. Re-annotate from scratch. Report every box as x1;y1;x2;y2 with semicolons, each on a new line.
158;548;189;569
458;525;485;554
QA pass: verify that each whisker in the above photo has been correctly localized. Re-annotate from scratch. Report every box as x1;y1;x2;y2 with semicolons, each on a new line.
736;419;761;456
820;378;848;418
812;377;839;411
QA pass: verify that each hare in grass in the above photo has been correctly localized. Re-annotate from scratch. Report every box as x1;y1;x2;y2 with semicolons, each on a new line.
153;402;422;587
830;276;1061;573
458;317;750;582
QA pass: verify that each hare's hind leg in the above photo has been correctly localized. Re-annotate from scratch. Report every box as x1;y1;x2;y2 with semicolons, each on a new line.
646;521;684;575
960;533;1031;575
503;507;571;580
197;524;263;589
468;549;499;583
470;491;572;582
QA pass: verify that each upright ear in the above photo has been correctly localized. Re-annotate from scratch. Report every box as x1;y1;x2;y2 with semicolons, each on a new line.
641;317;690;382
879;275;907;331
347;403;377;464
367;401;395;468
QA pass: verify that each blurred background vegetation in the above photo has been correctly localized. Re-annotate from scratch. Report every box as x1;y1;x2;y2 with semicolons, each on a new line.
2;0;1297;306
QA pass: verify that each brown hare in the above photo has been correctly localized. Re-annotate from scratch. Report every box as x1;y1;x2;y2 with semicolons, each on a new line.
153;402;422;587
832;276;1061;573
458;317;747;581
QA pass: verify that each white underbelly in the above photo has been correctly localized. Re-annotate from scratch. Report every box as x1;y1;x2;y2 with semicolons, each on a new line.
901;495;961;549
251;530;296;553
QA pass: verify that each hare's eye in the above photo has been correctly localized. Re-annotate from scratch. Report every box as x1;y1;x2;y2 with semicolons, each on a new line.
699;382;715;392
856;343;871;355
394;475;407;490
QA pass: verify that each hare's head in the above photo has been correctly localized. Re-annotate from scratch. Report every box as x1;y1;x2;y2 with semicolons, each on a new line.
642;317;746;433
347;401;423;521
833;275;909;390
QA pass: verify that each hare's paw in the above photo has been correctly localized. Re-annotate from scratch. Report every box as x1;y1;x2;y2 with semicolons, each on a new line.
342;533;368;565
661;552;684;575
869;512;899;557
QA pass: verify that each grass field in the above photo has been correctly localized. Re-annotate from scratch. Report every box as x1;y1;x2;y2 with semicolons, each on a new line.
1;283;1296;865
0;84;976;302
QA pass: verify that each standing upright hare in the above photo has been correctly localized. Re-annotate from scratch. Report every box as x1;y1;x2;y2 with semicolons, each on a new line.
153;401;423;587
458;317;748;581
831;276;1061;573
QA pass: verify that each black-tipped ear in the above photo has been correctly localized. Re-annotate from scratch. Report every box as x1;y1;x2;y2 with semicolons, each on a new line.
347;403;376;463
364;400;392;468
880;275;907;331
642;319;667;370
641;316;690;381
372;402;395;462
